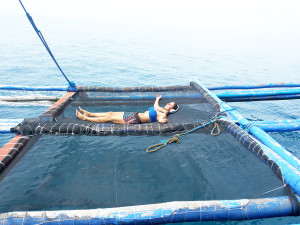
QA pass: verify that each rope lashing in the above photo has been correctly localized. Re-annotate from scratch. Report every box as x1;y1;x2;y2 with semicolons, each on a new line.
18;0;76;89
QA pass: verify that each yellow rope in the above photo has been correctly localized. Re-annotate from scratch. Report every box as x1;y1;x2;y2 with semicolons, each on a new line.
146;134;181;153
211;121;221;136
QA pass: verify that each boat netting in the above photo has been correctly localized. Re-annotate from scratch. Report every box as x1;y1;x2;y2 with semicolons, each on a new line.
1;82;300;224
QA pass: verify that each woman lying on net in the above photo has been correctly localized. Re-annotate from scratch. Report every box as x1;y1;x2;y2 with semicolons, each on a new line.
76;94;179;124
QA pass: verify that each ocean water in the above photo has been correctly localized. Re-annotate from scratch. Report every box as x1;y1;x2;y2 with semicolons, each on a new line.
0;8;300;225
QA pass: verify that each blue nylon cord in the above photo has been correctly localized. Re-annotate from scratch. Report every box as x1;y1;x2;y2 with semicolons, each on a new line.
18;0;76;89
159;109;235;145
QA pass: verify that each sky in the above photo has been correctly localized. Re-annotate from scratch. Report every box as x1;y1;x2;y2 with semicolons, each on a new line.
1;0;300;34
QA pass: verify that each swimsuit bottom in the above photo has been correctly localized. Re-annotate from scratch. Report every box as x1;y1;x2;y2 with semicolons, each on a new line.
123;112;142;124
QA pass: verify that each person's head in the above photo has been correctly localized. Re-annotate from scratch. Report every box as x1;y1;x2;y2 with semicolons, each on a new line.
164;102;179;114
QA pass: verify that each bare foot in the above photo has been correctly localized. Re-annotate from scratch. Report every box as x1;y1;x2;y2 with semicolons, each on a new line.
79;106;90;116
76;110;86;120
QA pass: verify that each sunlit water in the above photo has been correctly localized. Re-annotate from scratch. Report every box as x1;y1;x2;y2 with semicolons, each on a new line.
0;11;300;224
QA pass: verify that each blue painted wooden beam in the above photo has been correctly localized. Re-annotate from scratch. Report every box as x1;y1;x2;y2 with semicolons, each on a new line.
208;82;300;90
221;94;300;102
253;120;300;132
0;119;23;134
216;88;300;98
0;85;69;91
0;196;297;224
0;127;13;133
1;82;300;92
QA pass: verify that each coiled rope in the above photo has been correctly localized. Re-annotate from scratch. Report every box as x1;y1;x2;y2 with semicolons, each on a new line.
146;111;226;153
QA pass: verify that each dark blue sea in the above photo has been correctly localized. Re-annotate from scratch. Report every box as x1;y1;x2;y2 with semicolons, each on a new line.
0;4;300;225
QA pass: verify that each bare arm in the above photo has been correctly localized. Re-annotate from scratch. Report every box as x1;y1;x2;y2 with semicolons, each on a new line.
154;94;168;113
158;113;168;124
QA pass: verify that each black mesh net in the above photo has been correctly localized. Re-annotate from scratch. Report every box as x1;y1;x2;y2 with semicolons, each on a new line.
2;84;288;214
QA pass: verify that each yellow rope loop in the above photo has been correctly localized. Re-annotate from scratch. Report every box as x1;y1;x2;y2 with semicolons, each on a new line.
146;135;181;153
211;121;221;136
146;142;165;153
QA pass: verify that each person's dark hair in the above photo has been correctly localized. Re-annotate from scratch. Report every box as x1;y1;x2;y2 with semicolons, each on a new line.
173;103;178;110
169;102;179;114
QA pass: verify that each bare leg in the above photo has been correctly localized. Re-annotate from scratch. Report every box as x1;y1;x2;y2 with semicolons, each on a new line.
79;106;109;117
76;110;125;124
76;110;107;122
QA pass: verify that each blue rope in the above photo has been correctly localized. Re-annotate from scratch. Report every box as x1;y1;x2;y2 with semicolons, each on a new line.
182;119;217;135
177;109;236;136
18;0;76;89
147;109;239;153
146;110;235;153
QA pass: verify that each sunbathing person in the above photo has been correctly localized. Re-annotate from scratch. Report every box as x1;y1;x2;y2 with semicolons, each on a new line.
76;94;179;124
